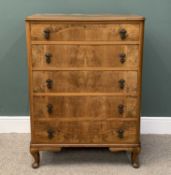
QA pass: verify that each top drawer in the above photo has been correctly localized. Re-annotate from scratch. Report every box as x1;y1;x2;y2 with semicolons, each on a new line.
31;23;140;41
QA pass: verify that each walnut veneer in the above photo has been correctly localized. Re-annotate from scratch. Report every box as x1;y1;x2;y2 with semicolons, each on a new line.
25;14;145;168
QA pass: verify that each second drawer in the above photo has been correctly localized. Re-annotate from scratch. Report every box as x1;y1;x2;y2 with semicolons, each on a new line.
32;45;139;68
33;96;138;118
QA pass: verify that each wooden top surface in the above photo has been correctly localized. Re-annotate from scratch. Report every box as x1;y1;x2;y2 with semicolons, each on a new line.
25;14;145;21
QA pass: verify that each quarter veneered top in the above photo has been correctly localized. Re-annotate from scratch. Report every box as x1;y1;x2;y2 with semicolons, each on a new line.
25;14;145;21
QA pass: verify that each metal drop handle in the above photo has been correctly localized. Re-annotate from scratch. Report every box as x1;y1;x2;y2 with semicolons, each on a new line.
119;28;127;40
43;28;50;40
118;79;125;89
118;104;124;114
47;128;55;139
45;53;52;64
47;104;53;114
119;53;126;64
46;79;53;89
117;129;124;139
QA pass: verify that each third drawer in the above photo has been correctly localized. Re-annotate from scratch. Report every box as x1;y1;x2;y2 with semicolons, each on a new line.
32;71;137;93
33;96;138;118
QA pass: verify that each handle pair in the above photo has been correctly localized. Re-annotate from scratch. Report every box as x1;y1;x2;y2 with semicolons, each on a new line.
47;128;125;139
44;52;126;64
45;79;125;90
46;103;124;115
43;28;127;40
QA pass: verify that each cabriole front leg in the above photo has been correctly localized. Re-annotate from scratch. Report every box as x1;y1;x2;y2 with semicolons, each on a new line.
131;148;140;168
30;148;40;169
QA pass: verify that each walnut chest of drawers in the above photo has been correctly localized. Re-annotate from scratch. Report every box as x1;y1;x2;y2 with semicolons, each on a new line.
25;14;145;168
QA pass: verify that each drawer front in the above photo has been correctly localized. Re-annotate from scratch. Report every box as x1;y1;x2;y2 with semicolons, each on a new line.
32;120;138;144
32;71;137;93
31;23;140;41
32;45;139;68
33;96;138;118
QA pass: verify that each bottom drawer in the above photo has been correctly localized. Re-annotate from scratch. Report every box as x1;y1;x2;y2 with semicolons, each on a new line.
32;120;138;144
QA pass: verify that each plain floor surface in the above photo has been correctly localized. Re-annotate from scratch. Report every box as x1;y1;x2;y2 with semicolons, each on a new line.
0;134;170;175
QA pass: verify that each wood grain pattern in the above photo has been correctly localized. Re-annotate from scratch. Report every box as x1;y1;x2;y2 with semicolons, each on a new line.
33;96;138;119
31;41;140;45
31;23;140;41
32;71;137;93
32;120;138;144
136;21;145;149
32;45;139;68
25;21;35;144
33;92;137;96
26;14;144;21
